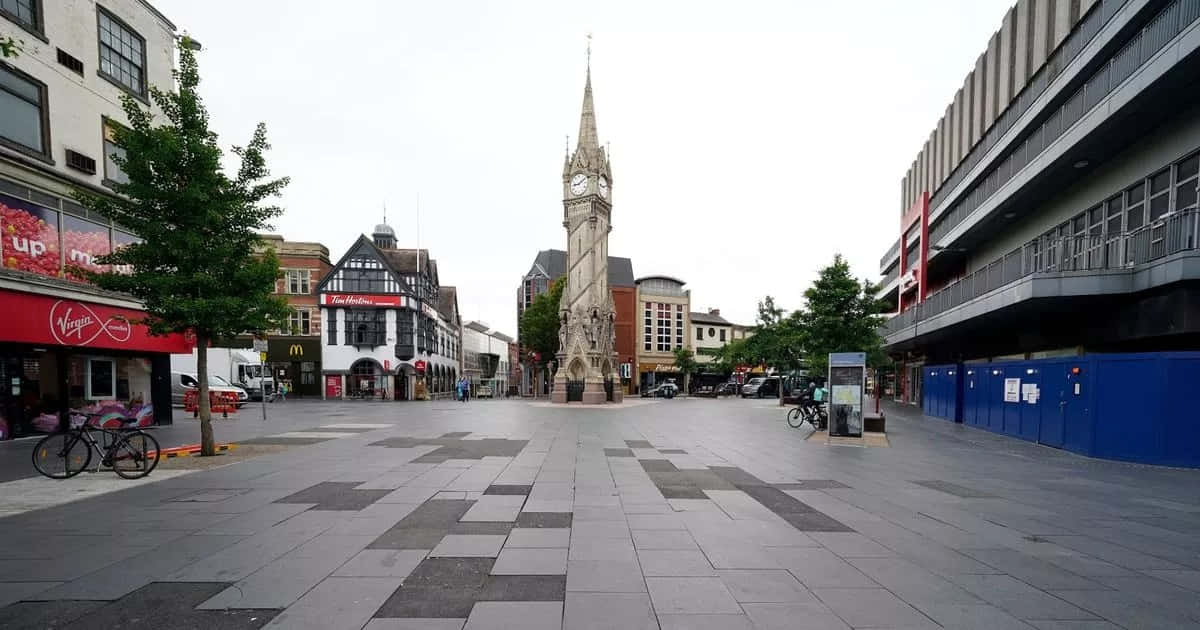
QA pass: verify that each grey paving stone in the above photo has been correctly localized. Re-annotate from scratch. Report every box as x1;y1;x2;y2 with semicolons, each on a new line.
959;548;1105;590
198;534;374;609
570;520;630;540
1090;574;1200;619
813;587;939;629
571;505;625;522
849;557;982;606
626;513;684;530
379;487;441;504
565;559;646;592
911;480;996;498
646;577;742;614
504;528;570;549
624;440;654;449
266;576;402;629
430;535;508;558
563;592;658;630
463;601;562;630
0;600;106;629
461;497;525;522
274;481;392;511
698;542;783;570
1026;621;1122;629
335;549;428;577
718;569;815;603
917;603;1041;630
165;526;320;582
483;485;531;496
491;548;568;575
656;614;755;630
741;602;851;630
632;529;699;550
568;538;637;562
522;500;575;513
5;582;278;629
450;522;514;536
775;480;851;490
639;459;678;473
637;549;716;577
658;449;688;455
202;502;316;535
1143;568;1200;592
807;532;895;558
0;581;61;607
363;621;466;630
603;448;634;457
1049;588;1197;629
949;574;1097;620
773;547;877;588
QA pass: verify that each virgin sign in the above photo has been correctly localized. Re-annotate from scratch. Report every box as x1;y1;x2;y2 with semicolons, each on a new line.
50;300;133;346
1;288;191;353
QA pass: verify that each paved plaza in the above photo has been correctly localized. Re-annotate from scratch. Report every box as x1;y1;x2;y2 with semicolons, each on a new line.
2;398;1200;629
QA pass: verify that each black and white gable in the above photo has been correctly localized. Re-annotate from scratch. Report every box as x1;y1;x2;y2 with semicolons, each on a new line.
318;236;408;295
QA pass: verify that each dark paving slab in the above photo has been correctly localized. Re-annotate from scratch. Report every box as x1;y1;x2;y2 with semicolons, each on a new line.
603;448;634;457
370;437;528;459
484;484;532;496
295;427;377;433
639;459;679;473
369;500;475;549
0;582;277;629
478;575;566;601
441;432;473;438
710;466;854;532
273;481;390;511
515;513;573;529
374;558;495;618
913;480;997;498
625;440;654;449
658;449;688;454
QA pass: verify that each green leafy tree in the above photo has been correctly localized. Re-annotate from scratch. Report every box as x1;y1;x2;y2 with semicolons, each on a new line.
75;39;290;456
519;277;566;366
744;296;804;373
797;254;885;377
706;337;747;375
671;347;698;393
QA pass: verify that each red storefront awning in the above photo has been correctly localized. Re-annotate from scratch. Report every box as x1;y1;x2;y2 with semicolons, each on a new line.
1;288;192;353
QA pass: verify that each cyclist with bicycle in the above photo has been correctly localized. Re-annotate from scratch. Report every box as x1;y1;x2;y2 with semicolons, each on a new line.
788;379;828;429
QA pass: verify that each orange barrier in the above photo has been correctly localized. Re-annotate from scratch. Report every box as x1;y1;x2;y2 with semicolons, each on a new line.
183;390;239;418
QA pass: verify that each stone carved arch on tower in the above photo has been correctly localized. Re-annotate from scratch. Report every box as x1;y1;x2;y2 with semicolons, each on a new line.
567;358;587;381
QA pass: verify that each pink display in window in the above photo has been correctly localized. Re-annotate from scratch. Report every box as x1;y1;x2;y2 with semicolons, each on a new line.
0;194;61;278
62;215;111;281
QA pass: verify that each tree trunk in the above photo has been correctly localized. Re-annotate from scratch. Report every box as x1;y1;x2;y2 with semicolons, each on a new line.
196;332;215;456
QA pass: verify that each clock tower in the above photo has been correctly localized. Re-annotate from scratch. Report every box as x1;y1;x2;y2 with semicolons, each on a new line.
552;56;620;404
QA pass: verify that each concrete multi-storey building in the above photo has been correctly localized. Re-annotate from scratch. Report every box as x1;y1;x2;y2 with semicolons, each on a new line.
877;0;1200;404
317;222;461;401
461;321;513;397
516;249;636;395
0;1;190;439
635;276;691;392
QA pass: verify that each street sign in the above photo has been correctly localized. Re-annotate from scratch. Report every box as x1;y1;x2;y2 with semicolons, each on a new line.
259;352;267;363
252;338;268;353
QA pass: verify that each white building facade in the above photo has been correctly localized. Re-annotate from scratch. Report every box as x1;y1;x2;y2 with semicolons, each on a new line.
318;224;461;401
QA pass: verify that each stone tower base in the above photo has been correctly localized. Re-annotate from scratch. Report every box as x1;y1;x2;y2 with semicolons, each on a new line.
582;380;606;404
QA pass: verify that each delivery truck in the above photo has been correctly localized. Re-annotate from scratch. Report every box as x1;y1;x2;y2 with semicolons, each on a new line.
171;348;276;401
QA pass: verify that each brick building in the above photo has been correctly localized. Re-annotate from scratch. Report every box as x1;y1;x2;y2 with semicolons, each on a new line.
257;234;331;397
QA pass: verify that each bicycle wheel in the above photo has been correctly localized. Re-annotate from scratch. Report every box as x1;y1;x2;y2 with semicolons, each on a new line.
786;407;805;428
110;431;159;479
32;433;91;479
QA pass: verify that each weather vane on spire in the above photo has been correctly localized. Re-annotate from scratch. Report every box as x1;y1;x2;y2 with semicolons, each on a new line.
586;32;592;69
382;201;387;223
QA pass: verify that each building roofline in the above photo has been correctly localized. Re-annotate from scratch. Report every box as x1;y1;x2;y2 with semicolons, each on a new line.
636;275;686;285
137;0;177;31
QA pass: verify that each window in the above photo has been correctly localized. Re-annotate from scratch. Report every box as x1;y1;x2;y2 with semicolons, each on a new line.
285;269;311;294
1148;169;1170;220
327;309;338;345
0;63;47;156
1176;152;1199;213
342;256;389;292
720;329;726;342
346;309;386;347
86;357;116;400
696;327;703;341
102;118;128;184
1125;181;1145;231
656;302;671;351
0;0;39;33
97;7;146;96
643;302;652;351
675;305;683;348
288;309;311;335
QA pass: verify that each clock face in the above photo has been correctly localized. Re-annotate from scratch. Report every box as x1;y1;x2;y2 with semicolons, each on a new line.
570;174;587;195
598;176;609;198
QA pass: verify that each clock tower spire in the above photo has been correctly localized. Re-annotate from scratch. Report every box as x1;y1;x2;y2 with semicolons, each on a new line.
553;39;620;404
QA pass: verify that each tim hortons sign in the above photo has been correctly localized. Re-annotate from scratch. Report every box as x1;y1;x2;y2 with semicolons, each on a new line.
320;293;404;307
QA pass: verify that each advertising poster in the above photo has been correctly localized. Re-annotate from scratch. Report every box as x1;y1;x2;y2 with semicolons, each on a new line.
1004;378;1021;403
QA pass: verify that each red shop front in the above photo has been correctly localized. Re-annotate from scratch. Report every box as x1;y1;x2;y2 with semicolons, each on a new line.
0;280;192;440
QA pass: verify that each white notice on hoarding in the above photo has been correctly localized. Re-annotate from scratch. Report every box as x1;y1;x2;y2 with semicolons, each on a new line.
1021;383;1034;401
1004;378;1021;403
831;385;861;406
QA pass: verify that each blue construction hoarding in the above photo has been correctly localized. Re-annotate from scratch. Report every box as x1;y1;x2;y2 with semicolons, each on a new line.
928;352;1200;468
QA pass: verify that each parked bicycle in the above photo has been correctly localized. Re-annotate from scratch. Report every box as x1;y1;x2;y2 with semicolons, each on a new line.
787;402;827;430
32;412;161;480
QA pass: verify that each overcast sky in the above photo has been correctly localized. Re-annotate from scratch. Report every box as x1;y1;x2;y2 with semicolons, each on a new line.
155;0;1012;335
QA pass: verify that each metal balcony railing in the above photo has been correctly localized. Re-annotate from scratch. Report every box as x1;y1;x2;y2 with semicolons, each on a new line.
880;239;901;271
883;209;1200;337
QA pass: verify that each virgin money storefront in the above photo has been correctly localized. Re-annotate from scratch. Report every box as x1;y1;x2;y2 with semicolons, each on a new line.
0;277;191;440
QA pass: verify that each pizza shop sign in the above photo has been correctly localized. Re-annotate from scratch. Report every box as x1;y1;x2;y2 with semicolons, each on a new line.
0;289;191;353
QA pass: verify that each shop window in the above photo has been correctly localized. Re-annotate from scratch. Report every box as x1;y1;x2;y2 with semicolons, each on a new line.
0;63;48;157
111;229;139;274
86;357;116;400
62;213;111;281
1;193;60;277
